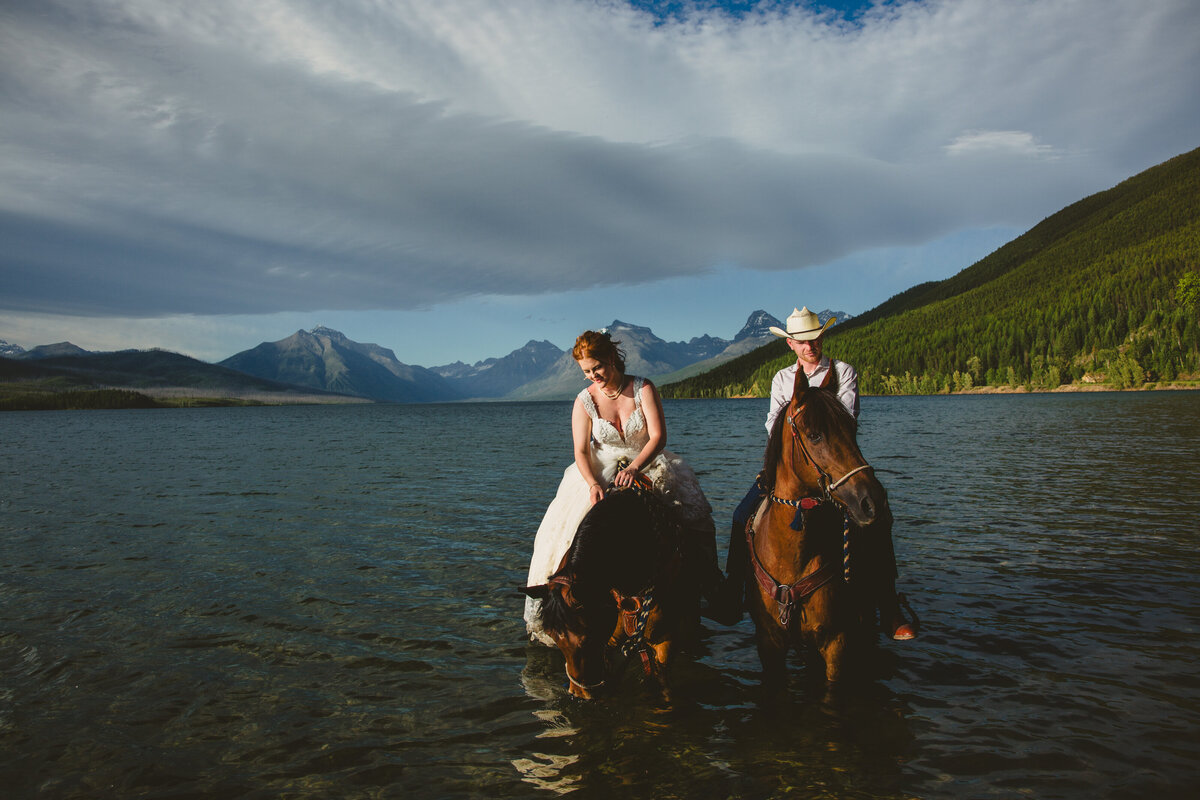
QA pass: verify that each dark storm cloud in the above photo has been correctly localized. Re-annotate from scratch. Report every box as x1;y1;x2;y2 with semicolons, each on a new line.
1;0;1197;316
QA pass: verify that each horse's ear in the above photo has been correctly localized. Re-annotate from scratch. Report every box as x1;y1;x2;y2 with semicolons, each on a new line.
792;364;811;396
520;584;550;600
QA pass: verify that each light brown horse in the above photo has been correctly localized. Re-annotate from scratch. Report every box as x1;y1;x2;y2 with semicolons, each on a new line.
522;486;698;700
744;368;889;683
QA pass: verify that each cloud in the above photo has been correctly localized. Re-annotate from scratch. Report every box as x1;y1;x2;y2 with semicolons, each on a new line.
1;0;1198;318
945;131;1057;158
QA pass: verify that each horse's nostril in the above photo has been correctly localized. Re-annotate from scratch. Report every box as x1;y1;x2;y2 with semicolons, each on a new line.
861;496;875;518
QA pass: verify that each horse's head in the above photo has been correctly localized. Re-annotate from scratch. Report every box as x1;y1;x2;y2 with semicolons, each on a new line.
767;367;888;527
525;490;661;699
524;570;616;699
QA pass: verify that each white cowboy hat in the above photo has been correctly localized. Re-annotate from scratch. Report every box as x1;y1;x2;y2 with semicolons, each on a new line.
769;307;835;341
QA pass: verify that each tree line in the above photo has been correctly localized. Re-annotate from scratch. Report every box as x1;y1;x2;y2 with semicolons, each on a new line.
663;146;1200;398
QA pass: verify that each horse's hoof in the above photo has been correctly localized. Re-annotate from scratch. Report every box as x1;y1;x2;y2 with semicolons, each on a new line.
891;622;917;641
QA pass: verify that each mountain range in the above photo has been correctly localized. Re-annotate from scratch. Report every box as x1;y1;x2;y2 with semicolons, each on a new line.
495;313;795;400
219;326;458;403
2;309;848;404
0;347;343;401
214;311;804;401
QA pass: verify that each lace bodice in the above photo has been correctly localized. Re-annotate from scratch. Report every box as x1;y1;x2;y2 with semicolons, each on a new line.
575;374;709;521
578;376;647;457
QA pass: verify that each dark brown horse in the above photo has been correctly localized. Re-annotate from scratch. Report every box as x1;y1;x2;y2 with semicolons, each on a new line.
522;486;697;700
744;368;889;682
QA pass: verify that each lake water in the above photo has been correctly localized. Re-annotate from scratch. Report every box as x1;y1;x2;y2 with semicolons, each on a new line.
2;392;1198;798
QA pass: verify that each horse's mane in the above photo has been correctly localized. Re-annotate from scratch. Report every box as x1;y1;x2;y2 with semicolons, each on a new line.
763;406;790;487
762;385;855;486
570;489;664;593
540;489;669;635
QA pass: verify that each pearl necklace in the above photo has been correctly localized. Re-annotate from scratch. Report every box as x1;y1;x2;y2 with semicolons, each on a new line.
600;378;625;399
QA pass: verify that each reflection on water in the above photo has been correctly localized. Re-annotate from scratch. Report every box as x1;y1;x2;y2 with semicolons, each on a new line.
514;636;916;798
1;393;1198;798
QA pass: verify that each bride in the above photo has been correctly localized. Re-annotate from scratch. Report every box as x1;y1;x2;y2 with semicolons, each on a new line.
524;330;731;646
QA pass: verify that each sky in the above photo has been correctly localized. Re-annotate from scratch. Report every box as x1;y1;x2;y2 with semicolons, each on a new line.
1;0;1198;367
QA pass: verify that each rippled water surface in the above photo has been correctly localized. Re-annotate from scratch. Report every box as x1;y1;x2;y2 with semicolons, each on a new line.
2;393;1198;798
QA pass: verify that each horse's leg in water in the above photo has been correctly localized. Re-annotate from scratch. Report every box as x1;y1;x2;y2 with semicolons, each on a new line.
804;585;847;681
650;639;673;702
813;627;847;682
750;601;790;685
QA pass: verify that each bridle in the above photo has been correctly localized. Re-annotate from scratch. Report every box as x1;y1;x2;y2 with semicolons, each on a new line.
611;589;659;677
565;666;606;694
783;400;873;505
546;575;609;694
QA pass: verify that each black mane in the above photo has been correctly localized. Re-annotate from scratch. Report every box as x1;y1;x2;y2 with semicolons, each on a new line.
540;488;668;635
763;404;790;487
569;489;664;594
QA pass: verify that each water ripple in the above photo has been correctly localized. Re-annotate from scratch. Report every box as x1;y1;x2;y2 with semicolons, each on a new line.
1;396;1198;798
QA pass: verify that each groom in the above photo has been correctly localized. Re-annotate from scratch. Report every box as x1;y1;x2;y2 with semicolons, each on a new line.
724;306;916;640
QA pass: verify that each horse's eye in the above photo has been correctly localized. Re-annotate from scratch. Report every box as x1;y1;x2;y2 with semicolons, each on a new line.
807;431;823;443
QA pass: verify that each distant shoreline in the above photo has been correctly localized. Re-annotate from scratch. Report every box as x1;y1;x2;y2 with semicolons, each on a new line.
0;385;369;411
720;380;1200;399
5;379;1197;411
949;381;1200;395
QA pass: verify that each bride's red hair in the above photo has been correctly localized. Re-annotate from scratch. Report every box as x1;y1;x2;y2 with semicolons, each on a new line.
572;330;626;372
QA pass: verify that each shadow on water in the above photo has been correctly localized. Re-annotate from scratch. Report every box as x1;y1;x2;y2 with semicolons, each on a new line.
514;630;916;799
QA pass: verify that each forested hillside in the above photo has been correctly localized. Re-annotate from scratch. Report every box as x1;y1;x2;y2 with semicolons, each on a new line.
662;146;1200;398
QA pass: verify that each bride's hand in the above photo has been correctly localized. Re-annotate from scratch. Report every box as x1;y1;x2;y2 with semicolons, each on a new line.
614;466;637;488
588;483;604;505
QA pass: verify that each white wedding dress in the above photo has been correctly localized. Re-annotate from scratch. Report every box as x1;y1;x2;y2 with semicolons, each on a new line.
524;377;712;646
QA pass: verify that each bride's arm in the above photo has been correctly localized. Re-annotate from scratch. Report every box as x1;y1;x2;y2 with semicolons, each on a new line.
572;394;604;505
615;380;666;487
